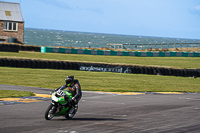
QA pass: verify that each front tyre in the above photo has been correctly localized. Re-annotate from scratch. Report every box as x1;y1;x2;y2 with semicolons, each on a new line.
45;104;56;120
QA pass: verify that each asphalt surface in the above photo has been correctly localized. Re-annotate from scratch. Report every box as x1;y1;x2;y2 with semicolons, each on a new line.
1;84;200;133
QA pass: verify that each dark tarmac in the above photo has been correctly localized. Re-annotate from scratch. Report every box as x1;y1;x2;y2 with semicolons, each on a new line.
0;84;200;133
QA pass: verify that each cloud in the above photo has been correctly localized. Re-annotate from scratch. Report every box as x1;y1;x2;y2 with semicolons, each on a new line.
192;5;200;11
191;5;200;16
42;0;103;14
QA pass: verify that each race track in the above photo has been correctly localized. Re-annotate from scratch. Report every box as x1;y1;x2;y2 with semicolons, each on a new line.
1;84;200;133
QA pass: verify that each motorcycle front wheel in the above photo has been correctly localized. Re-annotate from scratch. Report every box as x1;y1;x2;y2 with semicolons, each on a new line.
45;104;56;120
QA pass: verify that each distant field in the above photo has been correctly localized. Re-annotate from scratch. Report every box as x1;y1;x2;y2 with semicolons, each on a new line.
0;51;200;69
0;67;200;92
0;90;35;98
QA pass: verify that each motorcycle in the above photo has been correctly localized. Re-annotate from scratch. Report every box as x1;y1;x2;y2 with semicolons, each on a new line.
45;90;78;120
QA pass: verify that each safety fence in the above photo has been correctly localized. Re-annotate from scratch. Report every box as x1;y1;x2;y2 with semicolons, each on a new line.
41;46;200;57
107;43;200;50
0;58;199;77
1;44;199;57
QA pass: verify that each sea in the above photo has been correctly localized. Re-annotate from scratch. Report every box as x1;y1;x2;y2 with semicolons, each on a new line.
24;28;200;50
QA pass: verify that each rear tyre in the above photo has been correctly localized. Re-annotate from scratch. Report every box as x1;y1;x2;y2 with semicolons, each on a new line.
45;104;56;120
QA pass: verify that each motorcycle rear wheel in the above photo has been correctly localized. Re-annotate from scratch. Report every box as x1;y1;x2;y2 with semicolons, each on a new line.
45;104;56;120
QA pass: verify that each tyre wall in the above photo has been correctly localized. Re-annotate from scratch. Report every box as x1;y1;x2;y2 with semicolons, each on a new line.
41;47;200;57
19;45;41;52
0;44;19;52
0;58;199;77
0;44;41;52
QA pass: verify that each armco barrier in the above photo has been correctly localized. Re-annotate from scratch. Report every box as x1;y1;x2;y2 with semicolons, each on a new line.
0;58;200;77
40;47;200;57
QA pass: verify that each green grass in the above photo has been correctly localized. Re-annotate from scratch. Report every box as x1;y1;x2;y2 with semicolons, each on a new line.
0;67;200;92
0;51;200;69
0;51;200;93
0;90;35;98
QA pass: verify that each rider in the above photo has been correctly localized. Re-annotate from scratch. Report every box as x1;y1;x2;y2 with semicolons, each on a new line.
56;75;82;111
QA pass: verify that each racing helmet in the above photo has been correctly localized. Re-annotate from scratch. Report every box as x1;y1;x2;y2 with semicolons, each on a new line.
65;75;74;86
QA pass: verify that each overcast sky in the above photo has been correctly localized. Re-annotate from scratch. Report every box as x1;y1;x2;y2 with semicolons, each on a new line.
2;0;200;39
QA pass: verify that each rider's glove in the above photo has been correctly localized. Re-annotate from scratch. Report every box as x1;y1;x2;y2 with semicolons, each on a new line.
54;87;60;92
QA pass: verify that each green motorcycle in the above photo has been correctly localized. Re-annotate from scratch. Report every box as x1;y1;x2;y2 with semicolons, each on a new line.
45;90;78;120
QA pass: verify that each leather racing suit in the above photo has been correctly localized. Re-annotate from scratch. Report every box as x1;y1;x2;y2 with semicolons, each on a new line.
58;79;82;105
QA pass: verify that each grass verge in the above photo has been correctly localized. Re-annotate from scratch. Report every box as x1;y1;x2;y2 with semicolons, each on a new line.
0;51;200;69
0;67;199;92
0;90;35;98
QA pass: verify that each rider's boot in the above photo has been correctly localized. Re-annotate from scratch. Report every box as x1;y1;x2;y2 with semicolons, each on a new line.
74;104;78;109
69;107;74;114
69;102;76;114
65;101;73;115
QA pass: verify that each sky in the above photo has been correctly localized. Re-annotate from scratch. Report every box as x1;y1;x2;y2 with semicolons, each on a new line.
1;0;200;39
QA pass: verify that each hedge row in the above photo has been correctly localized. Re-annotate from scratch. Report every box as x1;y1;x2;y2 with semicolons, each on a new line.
0;58;199;77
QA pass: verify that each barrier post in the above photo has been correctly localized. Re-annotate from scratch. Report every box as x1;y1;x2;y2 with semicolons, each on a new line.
41;47;46;53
